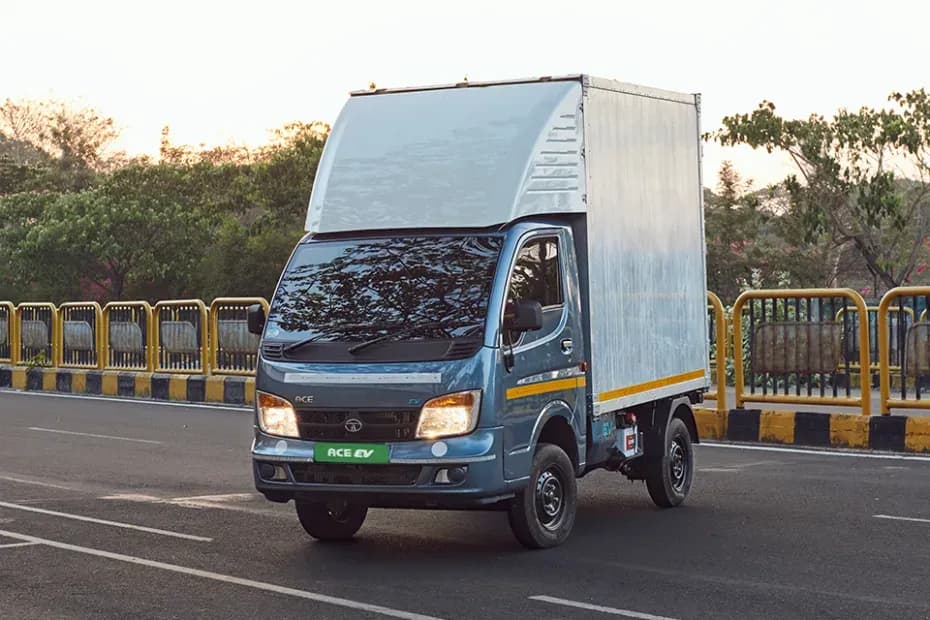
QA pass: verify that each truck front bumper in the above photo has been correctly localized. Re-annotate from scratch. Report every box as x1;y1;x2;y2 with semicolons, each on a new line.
251;427;518;509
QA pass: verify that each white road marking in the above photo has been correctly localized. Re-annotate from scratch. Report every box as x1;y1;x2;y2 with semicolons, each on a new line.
0;389;249;412
0;529;445;620
99;493;289;518
0;541;39;549
27;427;162;445
530;595;678;620
699;467;739;472
99;493;163;502
874;514;930;524
0;501;212;542
700;441;930;462
168;493;256;502
0;474;79;491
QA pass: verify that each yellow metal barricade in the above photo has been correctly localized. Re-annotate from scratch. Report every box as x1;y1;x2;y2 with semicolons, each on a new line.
15;303;58;367
58;302;103;369
733;289;870;415
209;297;268;376
0;301;15;364
878;287;930;414
153;300;208;374
103;301;154;372
835;305;913;374
706;292;727;413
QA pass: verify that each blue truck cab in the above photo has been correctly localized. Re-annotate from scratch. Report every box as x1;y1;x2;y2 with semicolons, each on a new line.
249;76;709;548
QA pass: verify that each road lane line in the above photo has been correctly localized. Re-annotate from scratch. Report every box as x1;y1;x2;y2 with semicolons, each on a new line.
0;541;39;549
0;529;445;620
0;501;212;542
530;595;678;619
0;389;248;411
27;427;162;444
700;442;930;462
0;475;79;491
874;514;930;524
168;493;256;502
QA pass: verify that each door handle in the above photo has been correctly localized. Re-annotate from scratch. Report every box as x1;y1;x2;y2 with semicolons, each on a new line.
560;339;573;354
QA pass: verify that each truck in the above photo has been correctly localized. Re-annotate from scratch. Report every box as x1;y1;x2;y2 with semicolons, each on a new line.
247;75;709;549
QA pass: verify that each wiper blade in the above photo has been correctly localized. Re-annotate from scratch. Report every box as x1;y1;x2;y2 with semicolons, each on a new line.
281;322;374;354
347;321;445;355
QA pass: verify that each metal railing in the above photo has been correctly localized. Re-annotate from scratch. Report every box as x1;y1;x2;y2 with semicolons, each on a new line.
11;289;930;422
878;287;930;414
706;291;727;413
0;301;14;363
154;299;209;374
58;302;103;369
16;303;57;367
835;305;914;377
103;301;153;371
733;289;870;415
210;298;268;375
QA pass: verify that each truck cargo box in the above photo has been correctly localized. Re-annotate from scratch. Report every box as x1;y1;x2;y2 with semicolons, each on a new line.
305;75;709;413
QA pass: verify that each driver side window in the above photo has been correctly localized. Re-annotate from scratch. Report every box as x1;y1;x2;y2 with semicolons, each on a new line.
506;237;563;344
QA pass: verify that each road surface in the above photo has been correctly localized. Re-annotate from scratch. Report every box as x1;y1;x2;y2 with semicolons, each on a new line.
1;390;929;620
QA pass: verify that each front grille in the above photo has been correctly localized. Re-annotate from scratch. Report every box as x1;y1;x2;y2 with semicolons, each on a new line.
297;409;420;442
261;342;284;360
290;463;421;485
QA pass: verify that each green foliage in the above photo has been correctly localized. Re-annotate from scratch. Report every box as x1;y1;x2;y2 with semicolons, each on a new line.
704;162;832;301
710;90;930;293
0;99;326;304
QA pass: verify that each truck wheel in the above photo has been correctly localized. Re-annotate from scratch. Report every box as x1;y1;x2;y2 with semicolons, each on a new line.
646;417;693;508
507;443;577;549
296;500;368;541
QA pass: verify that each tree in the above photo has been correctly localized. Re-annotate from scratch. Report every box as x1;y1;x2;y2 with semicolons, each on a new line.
0;99;119;190
704;162;832;301
710;90;930;294
0;165;213;301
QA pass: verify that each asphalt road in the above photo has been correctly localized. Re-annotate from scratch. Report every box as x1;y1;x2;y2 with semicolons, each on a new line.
1;390;929;620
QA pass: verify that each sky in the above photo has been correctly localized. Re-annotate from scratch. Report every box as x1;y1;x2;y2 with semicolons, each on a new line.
4;0;930;189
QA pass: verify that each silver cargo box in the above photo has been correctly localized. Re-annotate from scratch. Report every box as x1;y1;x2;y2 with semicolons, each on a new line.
306;75;709;413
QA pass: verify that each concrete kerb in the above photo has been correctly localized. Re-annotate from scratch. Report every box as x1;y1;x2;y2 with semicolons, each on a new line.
694;407;930;454
0;365;254;407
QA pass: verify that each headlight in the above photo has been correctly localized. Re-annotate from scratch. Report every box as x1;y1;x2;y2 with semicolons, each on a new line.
257;392;299;438
416;390;481;439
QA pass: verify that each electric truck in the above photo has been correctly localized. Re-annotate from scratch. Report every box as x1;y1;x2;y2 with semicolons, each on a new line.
248;75;709;548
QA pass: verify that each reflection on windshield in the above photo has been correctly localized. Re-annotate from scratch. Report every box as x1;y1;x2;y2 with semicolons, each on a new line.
266;236;503;343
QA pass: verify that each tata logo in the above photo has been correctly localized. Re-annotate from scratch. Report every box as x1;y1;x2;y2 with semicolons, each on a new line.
294;395;315;405
344;418;363;433
327;447;374;459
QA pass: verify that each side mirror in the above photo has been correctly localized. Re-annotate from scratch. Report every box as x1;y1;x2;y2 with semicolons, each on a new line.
247;304;266;335
504;300;543;333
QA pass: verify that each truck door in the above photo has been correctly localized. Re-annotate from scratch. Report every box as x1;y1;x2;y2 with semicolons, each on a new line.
500;229;585;480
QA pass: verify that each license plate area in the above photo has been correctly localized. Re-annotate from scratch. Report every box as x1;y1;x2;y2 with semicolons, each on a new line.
314;442;390;464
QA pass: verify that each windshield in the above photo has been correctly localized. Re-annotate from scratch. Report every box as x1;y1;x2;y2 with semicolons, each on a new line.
265;235;503;360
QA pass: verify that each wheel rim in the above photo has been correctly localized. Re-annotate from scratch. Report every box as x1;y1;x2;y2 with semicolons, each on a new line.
535;467;565;531
669;437;688;492
325;501;352;522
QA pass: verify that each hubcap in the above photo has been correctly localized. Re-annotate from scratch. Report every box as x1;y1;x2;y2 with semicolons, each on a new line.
326;500;351;522
669;438;687;491
535;468;565;531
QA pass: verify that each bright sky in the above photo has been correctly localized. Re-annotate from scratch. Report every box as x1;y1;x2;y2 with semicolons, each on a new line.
4;0;929;188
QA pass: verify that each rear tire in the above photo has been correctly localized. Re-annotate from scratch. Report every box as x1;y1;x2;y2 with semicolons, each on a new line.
508;443;577;549
296;500;368;541
646;416;693;508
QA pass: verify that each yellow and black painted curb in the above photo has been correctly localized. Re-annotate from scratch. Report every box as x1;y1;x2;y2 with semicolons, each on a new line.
0;365;254;407
695;407;930;454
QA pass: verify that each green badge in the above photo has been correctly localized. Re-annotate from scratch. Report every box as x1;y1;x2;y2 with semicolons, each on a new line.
314;443;390;464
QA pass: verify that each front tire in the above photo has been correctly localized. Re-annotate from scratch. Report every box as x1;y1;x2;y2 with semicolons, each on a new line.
296;500;368;541
508;443;577;549
645;416;694;508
